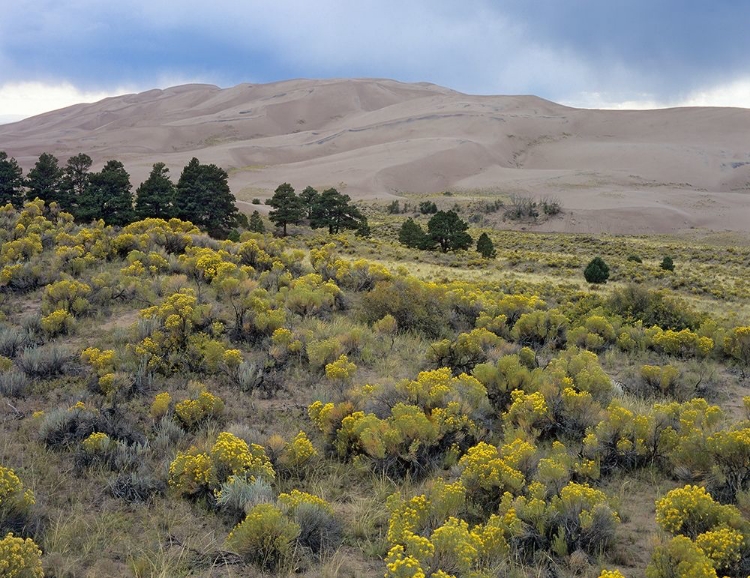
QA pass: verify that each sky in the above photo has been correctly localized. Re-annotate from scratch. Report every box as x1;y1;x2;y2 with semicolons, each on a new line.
2;0;750;123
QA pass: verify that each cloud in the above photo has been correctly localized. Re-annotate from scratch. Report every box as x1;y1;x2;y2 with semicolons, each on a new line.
0;82;135;123
2;0;750;118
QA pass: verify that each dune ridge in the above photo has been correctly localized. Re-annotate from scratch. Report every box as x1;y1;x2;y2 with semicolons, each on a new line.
1;78;749;234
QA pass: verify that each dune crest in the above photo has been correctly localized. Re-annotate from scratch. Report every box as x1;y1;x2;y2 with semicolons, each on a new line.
2;78;749;234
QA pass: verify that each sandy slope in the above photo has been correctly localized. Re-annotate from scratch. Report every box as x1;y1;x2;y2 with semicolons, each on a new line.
1;78;749;234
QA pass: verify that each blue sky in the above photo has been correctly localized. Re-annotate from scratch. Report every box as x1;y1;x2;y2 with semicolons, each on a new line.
2;0;750;123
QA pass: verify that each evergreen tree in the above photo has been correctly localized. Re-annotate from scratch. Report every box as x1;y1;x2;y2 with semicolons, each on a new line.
26;153;63;205
660;256;675;271
355;217;371;237
299;186;319;219
584;257;610;284
398;218;427;249
267;183;304;236
61;153;93;216
476;232;496;258
309;188;365;234
174;157;238;238
0;151;24;208
427;210;472;252
78;160;135;226
135;162;175;220
248;210;265;233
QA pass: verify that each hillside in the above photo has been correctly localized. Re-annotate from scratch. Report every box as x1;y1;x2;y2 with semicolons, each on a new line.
1;78;750;234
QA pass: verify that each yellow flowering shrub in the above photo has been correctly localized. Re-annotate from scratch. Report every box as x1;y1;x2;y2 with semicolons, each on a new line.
168;449;214;497
0;533;43;578
598;570;626;578
150;392;172;419
277;431;318;473
324;354;357;384
504;390;551;433
458;442;525;507
225;503;300;571
724;326;750;370
210;432;275;482
174;390;225;430
430;517;482;575
641;364;680;395
655;485;742;539
646;535;717;578
40;308;75;336
277;489;333;515
81;432;113;455
384;545;426;578
42;278;91;315
694;527;744;573
648;327;713;358
0;466;35;519
706;427;750;501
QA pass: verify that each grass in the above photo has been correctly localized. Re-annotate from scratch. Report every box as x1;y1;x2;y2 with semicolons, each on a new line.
1;200;750;577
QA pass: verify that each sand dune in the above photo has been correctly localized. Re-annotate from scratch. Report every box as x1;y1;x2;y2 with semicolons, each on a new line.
1;78;749;234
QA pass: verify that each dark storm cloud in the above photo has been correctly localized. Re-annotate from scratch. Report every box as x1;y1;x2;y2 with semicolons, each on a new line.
1;0;749;113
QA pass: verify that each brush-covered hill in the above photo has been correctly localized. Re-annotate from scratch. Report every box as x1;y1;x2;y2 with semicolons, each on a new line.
1;78;750;233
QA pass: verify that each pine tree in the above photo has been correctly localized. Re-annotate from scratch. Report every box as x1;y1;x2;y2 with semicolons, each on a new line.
60;153;93;217
135;162;175;220
267;183;304;236
584;257;610;284
26;153;63;206
0;151;24;208
174;157;238;238
476;232;496;258
248;210;265;233
78;159;135;226
427;210;472;252
309;188;365;234
398;218;427;249
299;186;319;219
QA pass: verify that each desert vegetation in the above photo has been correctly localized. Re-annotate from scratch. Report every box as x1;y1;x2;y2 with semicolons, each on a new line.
0;189;749;578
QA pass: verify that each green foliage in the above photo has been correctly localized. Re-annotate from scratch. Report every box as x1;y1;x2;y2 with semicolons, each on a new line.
309;188;365;234
77;159;136;226
584;256;610;283
135;162;175;220
0;152;24;208
25;152;63;206
475;232;496;258
661;256;675;271
174;157;238;238
398;217;428;249
226;503;300;570
248;210;265;233
427;210;472;252
266;182;304;236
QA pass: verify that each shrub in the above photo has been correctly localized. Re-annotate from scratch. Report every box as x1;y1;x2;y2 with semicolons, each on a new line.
293;501;343;556
0;533;43;578
0;371;30;398
655;485;742;539
646;535;717;578
174;390;225;430
0;467;35;533
215;476;274;521
225;503;300;570
108;471;165;504
584;257;609;284
16;345;69;378
661;256;675;271
476;233;496;259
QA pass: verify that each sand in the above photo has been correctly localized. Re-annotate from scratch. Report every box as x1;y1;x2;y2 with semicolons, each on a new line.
1;78;749;235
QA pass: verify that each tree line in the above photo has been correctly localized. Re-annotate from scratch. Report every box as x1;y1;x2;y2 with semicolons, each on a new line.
0;151;240;238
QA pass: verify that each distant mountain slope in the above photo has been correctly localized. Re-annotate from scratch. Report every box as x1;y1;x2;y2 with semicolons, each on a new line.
2;78;749;234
